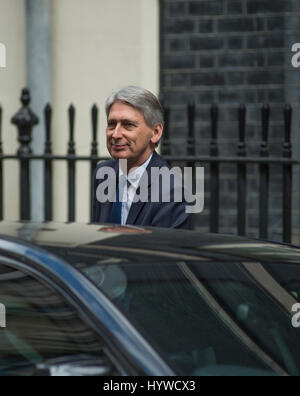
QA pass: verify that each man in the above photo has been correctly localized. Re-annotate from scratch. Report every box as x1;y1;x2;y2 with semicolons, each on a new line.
92;86;190;229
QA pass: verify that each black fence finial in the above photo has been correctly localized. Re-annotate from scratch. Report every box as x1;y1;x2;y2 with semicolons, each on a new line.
11;88;39;155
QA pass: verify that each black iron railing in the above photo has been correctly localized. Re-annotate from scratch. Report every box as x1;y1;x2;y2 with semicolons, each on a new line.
161;100;298;244
0;88;298;243
3;88;110;223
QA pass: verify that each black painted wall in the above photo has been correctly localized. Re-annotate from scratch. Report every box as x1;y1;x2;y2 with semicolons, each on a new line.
160;0;300;242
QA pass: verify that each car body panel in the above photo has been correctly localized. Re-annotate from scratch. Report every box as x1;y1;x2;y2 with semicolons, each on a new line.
0;235;174;376
0;221;299;376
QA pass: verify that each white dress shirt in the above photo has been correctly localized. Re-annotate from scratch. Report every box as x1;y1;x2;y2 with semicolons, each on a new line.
119;152;153;225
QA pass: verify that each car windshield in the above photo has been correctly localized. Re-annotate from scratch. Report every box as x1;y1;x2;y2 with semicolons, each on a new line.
73;254;300;377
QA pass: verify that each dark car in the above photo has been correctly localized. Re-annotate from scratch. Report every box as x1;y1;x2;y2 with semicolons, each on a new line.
0;221;299;376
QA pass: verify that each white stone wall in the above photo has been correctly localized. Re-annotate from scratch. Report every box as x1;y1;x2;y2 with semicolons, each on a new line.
0;0;26;221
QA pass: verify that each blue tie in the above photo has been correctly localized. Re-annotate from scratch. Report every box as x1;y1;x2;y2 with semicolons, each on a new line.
109;176;127;224
109;183;122;224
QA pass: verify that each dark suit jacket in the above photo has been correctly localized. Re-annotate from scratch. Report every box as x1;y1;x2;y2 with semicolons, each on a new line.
92;150;190;229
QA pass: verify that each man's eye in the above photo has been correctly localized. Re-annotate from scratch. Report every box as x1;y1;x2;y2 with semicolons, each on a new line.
124;122;135;128
107;122;115;129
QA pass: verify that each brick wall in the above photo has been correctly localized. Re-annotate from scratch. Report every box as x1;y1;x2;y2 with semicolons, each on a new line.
160;0;300;243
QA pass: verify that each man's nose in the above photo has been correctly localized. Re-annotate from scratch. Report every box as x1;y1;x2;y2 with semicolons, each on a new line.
111;123;123;139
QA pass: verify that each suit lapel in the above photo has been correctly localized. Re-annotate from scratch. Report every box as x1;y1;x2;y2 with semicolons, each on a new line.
99;161;119;223
125;187;151;225
126;151;161;225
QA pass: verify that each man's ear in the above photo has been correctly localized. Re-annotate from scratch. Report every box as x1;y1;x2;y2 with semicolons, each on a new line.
151;123;163;145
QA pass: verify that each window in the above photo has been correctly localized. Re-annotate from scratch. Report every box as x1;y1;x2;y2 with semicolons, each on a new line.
0;263;117;376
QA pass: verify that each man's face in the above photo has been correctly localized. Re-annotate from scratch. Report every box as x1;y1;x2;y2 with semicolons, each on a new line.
106;101;161;167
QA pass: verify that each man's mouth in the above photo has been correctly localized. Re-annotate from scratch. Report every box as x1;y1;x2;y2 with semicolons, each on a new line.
112;143;128;150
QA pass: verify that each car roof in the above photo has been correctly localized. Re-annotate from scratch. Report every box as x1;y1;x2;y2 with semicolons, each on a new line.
0;221;298;264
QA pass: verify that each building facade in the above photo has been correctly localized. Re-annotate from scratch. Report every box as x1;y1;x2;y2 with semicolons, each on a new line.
160;0;300;242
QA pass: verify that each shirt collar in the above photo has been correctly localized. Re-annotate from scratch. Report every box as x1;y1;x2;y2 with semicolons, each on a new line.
119;152;153;187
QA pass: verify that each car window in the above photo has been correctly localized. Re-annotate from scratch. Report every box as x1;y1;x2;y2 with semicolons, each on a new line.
73;256;295;376
260;262;300;301
192;261;300;376
0;262;117;376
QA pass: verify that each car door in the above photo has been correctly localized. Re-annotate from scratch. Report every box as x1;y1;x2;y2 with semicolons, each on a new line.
0;259;124;376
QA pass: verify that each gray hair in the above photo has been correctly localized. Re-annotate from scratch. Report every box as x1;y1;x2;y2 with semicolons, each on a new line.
105;86;164;128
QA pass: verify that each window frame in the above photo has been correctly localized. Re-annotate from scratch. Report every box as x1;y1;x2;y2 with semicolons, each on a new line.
0;251;142;376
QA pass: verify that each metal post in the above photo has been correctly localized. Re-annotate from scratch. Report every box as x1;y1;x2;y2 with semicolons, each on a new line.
237;104;247;236
44;103;53;221
161;102;170;157
90;104;99;222
67;105;76;222
259;104;270;239
210;104;219;233
187;102;196;230
11;88;39;221
283;105;292;243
